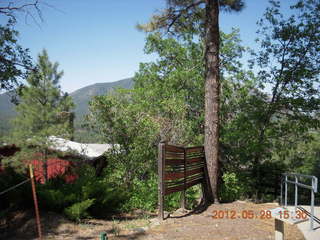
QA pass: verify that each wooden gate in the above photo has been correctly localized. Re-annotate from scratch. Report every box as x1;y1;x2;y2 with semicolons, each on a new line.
158;142;209;220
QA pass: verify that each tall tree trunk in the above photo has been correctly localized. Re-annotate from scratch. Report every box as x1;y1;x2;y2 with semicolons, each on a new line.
204;0;220;204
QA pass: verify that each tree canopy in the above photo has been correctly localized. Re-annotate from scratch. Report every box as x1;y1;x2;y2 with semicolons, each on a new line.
0;19;33;93
4;50;74;179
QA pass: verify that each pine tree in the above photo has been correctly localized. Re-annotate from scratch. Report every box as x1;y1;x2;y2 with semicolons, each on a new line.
5;49;74;181
138;0;244;203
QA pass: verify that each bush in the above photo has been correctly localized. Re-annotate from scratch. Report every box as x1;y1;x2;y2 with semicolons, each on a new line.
219;172;245;202
37;165;127;220
122;175;158;212
64;199;95;222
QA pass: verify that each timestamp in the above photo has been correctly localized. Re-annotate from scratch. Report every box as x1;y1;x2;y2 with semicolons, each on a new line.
211;210;307;220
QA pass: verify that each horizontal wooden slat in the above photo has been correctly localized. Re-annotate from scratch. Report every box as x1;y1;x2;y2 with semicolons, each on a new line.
164;183;184;195
165;144;185;153
186;151;204;156
165;171;184;180
165;167;184;172
165;172;204;187
164;178;203;195
186;173;204;182
186;157;205;164
165;159;184;166
164;167;204;180
165;153;184;159
186;163;204;170
185;146;204;153
186;178;203;189
165;180;184;188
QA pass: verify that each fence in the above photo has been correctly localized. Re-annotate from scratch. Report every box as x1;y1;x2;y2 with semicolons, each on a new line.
158;142;209;220
281;173;319;230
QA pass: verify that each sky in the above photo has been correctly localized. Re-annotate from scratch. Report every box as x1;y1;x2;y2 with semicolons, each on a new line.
0;0;296;93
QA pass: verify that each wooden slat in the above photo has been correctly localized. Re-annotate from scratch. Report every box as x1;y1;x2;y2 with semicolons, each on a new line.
165;144;184;153
165;171;184;180
186;168;204;178
186;163;205;170
185;146;204;153
186;152;205;158
164;178;203;195
165;159;184;166
165;166;184;172
165;180;184;188
186;155;204;160
164;183;185;195
186;173;204;183
165;173;204;188
165;153;184;159
186;178;203;189
165;167;204;180
186;157;205;164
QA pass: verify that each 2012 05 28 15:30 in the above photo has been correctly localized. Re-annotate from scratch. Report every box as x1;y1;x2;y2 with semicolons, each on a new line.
212;210;308;220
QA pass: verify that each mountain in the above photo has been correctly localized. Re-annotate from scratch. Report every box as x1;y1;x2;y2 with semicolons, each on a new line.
0;92;16;134
70;78;133;120
0;78;134;135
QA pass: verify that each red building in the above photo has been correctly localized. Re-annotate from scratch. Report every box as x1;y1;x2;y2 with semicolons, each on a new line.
0;145;76;183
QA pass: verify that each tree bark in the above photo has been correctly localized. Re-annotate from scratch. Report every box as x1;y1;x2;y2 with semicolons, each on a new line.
204;0;220;204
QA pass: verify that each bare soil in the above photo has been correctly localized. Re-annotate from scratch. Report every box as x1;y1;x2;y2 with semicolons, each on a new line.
0;201;305;240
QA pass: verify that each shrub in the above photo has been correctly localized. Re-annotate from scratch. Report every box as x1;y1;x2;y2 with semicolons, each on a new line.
64;199;95;222
37;165;127;220
219;172;245;202
122;175;158;212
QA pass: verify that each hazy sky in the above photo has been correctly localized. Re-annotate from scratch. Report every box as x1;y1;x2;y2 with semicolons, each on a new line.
0;0;295;93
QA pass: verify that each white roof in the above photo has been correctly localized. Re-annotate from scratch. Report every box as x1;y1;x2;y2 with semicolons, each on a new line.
49;136;116;159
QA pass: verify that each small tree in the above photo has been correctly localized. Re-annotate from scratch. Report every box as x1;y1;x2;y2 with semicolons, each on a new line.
247;0;320;199
5;49;74;181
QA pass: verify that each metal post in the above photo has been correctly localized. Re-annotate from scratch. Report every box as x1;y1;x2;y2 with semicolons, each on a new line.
294;176;298;213
310;178;315;231
29;164;42;240
280;177;283;206
284;175;288;208
180;147;186;209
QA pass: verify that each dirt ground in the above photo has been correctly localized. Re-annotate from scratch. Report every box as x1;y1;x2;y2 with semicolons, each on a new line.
0;201;305;240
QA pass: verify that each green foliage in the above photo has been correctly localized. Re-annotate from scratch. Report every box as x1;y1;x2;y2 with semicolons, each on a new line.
121;175;158;212
219;172;245;203
37;165;127;221
38;188;68;211
86;29;253;209
3;49;74;178
90;7;320;204
0;19;32;92
64;199;95;222
283;132;320;179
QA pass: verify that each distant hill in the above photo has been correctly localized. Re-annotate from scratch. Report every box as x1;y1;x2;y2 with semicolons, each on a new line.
0;92;16;134
0;78;134;135
70;78;133;120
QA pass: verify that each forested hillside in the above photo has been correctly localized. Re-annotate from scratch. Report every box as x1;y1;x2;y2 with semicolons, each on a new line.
70;78;133;120
0;78;133;136
0;92;16;134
